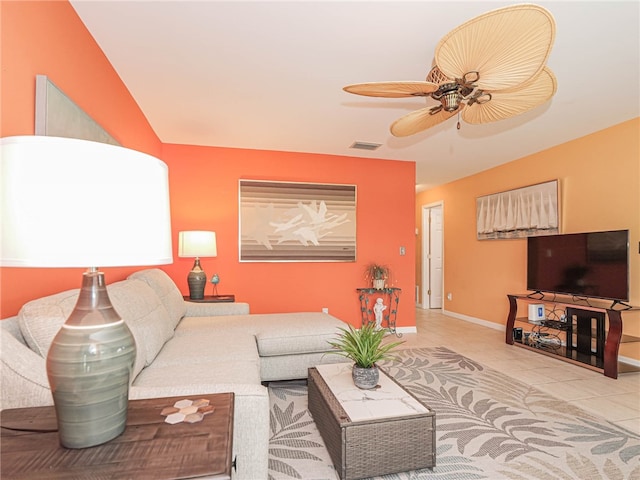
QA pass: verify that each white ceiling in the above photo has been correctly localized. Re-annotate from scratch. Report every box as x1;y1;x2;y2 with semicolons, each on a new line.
69;1;640;191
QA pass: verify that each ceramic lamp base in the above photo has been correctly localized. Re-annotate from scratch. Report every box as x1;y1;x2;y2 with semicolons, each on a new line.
187;258;207;300
46;270;136;449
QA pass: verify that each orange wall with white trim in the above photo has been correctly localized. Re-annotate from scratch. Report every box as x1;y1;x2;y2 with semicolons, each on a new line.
416;118;640;345
0;0;162;318
0;1;416;326
161;143;415;320
0;1;162;155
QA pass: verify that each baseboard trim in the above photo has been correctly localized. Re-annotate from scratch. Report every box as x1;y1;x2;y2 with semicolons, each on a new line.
441;309;505;332
619;355;640;368
395;326;417;335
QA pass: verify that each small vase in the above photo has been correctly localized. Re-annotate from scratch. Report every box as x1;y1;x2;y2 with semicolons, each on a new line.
352;364;379;389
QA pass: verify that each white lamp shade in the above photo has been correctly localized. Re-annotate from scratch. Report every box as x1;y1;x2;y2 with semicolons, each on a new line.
178;231;217;258
0;136;173;267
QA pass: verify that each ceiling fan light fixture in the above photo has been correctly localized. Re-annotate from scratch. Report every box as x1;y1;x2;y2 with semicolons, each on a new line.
441;90;462;112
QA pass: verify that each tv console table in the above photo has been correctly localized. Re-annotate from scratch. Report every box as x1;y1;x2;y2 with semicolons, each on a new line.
506;294;640;379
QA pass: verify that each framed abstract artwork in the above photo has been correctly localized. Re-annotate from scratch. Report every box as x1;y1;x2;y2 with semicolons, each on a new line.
476;179;560;240
239;180;356;262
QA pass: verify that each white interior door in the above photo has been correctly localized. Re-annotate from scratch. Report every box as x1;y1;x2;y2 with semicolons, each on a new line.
429;206;443;308
421;203;443;309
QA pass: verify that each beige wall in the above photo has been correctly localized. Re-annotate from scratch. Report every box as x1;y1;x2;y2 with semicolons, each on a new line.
416;118;639;349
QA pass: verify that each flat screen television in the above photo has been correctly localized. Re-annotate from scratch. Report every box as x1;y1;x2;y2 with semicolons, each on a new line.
527;230;629;302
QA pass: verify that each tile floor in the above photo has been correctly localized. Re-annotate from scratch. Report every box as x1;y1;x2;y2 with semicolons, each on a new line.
396;308;640;435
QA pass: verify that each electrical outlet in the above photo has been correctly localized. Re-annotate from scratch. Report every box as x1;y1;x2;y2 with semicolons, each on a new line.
447;293;452;301
322;307;329;314
399;246;405;256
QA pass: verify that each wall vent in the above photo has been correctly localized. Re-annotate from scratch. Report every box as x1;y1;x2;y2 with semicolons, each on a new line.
350;141;382;151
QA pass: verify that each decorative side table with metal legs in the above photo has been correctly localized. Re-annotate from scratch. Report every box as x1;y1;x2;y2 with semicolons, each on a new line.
357;287;402;337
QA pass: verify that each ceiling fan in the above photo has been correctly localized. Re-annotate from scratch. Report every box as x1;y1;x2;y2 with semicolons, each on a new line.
343;4;557;137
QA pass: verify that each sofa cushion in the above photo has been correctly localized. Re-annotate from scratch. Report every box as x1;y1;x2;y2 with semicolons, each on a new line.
17;278;176;381
173;314;256;337
133;357;262;387
17;289;79;358
128;268;186;328
260;352;345;381
252;312;346;356
151;330;259;367
1;318;54;410
107;279;175;372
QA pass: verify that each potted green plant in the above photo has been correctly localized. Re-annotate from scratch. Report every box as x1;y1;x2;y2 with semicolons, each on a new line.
364;263;389;290
327;323;404;389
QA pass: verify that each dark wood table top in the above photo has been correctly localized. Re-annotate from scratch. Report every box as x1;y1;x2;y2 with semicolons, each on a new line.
1;393;234;480
183;295;235;303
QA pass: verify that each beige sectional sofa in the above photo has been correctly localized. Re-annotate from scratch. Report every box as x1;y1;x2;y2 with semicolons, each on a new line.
0;268;348;479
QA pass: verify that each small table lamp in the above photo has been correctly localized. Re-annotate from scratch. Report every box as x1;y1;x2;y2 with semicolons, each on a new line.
178;231;217;300
0;136;172;449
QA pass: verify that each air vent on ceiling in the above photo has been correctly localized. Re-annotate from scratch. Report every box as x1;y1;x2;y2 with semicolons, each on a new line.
350;141;382;151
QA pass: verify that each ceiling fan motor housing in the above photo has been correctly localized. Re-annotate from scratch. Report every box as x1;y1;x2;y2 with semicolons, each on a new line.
440;88;462;112
428;66;478;112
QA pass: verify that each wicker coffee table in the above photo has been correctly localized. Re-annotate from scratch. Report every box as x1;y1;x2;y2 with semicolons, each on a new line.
308;363;435;480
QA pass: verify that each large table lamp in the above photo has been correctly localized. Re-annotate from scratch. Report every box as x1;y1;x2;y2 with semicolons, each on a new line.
0;135;173;448
178;231;217;299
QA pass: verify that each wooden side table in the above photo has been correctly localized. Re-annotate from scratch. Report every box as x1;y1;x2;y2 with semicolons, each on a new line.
1;393;234;479
184;295;235;303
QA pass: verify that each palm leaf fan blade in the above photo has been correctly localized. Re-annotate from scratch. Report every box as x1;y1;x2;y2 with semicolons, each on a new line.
435;4;556;91
390;104;464;137
343;81;438;98
462;67;557;124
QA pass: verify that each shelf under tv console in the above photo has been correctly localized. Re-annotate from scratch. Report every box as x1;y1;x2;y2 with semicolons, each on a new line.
506;294;640;379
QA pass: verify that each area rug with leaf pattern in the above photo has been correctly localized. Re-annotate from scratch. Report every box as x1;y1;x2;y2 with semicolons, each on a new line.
268;347;640;480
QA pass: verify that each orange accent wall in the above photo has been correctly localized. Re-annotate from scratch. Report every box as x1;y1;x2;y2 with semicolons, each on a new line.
416;118;640;340
0;0;163;318
0;1;161;153
161;144;415;324
0;1;417;327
